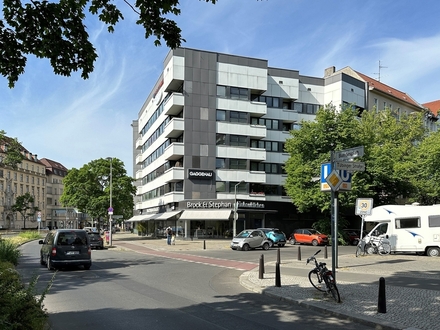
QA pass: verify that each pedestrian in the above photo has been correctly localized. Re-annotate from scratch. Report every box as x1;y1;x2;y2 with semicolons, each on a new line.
166;226;172;245
171;231;176;245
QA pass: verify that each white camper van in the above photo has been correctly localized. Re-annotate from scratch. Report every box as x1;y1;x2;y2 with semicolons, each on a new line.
363;204;440;257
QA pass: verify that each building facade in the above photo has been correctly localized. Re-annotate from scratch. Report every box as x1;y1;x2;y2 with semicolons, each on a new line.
0;143;46;229
131;48;430;238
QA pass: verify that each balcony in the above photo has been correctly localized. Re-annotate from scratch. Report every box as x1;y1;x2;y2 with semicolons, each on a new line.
164;93;184;116
217;122;266;139
164;118;184;138
162;166;185;182
135;137;143;150
217;145;266;161
163;142;184;161
217;98;267;117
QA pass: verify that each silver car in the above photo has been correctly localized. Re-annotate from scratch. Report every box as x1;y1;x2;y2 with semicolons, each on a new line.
230;229;271;251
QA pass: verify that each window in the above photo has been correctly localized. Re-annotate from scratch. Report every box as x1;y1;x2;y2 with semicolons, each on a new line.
216;158;226;169
230;135;247;147
230;181;246;193
395;217;420;229
230;159;247;170
216;181;226;192
216;134;226;145
216;110;226;121
428;215;440;227
217;85;227;98
230;87;248;100
293;102;303;112
230;111;247;123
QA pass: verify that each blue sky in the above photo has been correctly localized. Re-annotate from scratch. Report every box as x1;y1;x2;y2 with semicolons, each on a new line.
1;0;440;176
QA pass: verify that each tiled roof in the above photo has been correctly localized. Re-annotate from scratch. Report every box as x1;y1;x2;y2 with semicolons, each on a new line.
423;100;440;115
40;158;68;171
355;71;422;109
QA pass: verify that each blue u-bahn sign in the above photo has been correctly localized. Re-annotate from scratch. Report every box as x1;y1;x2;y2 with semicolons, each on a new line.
320;163;352;192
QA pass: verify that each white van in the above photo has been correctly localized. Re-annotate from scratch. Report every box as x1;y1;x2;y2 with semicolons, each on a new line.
364;204;440;257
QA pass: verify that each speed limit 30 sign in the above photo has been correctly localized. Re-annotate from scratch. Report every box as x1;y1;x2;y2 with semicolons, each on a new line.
355;198;373;215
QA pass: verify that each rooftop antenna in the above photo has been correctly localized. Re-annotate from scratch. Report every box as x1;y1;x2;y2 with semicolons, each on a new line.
374;60;387;82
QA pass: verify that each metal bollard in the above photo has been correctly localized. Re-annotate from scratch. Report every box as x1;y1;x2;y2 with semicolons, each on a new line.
259;254;264;279
275;262;281;287
261;254;265;274
297;246;301;261
324;245;328;259
378;277;387;313
277;247;281;264
203;240;206;250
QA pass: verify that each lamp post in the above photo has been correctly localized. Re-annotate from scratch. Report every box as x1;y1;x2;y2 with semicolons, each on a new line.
107;157;113;247
233;180;245;237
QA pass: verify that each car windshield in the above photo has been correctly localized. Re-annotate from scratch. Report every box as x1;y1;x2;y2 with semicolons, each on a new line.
308;229;321;235
236;230;251;238
57;231;87;246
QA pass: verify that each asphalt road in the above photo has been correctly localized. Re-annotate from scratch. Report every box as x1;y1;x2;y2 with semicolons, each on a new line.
17;241;377;330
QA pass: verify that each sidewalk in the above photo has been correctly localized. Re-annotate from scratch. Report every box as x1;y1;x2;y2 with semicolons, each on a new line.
112;233;439;330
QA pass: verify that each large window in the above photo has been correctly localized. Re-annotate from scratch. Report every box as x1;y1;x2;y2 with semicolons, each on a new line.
216;158;226;169
251;95;281;108
250;162;281;174
216;134;226;145
429;215;440;227
230;135;247;147
216;110;226;121
230;159;247;170
230;111;247;123
216;181;226;192
250;140;280;152
251;117;279;130
230;87;248;100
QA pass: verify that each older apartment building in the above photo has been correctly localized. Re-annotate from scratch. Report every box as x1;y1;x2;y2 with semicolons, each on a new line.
131;48;432;238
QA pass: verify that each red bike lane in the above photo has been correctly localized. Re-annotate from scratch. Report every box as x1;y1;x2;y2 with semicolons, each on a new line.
116;242;258;271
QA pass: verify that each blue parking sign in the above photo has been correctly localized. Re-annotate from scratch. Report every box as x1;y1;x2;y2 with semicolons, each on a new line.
320;163;352;192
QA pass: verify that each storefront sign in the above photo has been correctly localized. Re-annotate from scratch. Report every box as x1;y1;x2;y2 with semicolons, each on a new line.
186;201;232;209
188;169;214;179
238;201;265;209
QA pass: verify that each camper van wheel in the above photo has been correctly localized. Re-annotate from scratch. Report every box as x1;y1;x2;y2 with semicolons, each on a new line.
427;247;440;257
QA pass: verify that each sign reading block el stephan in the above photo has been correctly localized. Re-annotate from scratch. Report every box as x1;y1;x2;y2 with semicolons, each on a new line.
188;169;214;180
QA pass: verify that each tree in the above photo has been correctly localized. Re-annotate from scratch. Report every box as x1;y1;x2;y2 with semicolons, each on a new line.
284;104;426;214
60;158;136;226
11;192;40;229
0;130;26;169
0;0;217;88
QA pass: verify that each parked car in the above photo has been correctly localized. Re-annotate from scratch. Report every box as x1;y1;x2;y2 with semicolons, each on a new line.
342;229;368;245
87;231;104;249
230;229;271;251
289;229;329;246
39;229;92;270
257;228;287;247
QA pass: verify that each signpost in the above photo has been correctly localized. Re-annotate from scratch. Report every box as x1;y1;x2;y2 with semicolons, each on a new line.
355;198;373;241
326;146;365;280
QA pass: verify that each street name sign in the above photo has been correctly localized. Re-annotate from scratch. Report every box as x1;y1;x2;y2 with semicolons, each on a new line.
334;146;364;161
335;161;366;172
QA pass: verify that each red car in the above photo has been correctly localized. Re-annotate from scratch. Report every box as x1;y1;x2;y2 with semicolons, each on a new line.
289;229;329;246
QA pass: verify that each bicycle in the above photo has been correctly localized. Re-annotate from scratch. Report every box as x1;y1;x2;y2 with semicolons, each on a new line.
306;250;341;303
356;235;391;256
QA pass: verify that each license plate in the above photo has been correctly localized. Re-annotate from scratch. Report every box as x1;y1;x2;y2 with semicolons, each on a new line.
66;251;79;255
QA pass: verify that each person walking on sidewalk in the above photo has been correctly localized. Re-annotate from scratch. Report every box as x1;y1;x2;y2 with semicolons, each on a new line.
166;226;173;245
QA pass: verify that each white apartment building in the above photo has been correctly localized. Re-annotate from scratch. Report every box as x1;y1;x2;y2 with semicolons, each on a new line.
131;48;428;238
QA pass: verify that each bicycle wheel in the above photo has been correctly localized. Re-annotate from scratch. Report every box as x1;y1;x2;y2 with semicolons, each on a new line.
355;243;364;257
378;242;391;255
366;243;377;255
308;269;326;292
327;281;341;303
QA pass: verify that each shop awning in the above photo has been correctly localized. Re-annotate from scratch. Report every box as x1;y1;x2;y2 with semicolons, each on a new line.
152;210;182;220
179;209;232;221
126;214;157;222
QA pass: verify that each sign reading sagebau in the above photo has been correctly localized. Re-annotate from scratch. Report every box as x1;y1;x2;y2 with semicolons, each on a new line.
188;169;214;179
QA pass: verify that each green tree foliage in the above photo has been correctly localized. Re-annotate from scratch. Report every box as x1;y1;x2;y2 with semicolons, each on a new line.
61;158;136;224
11;192;40;229
409;130;440;204
0;0;217;87
0;130;26;169
284;104;427;213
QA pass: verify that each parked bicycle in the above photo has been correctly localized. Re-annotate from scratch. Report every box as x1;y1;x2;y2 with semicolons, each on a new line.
356;235;391;257
306;250;341;303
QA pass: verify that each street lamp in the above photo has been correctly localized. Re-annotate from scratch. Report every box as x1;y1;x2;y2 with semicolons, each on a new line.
233;180;245;237
106;157;113;247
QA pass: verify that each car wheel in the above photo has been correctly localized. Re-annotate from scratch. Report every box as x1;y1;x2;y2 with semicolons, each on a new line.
312;239;318;246
262;242;270;250
290;238;296;245
242;244;250;251
84;264;91;270
427;247;440;257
